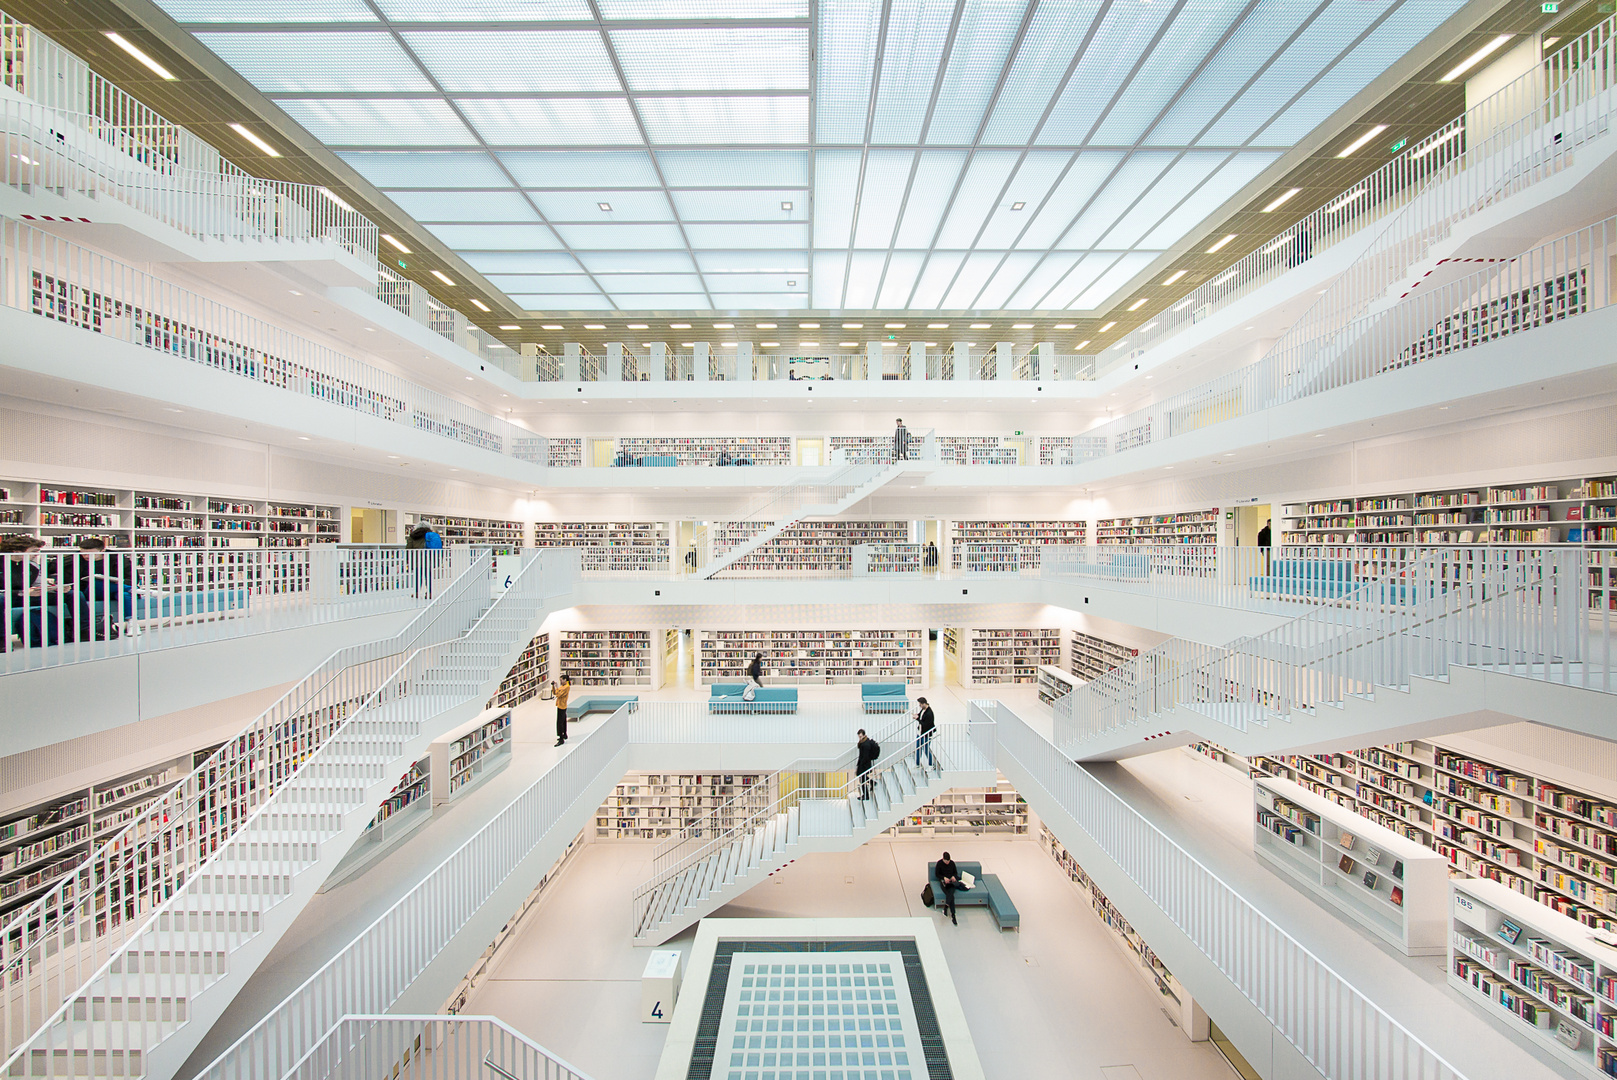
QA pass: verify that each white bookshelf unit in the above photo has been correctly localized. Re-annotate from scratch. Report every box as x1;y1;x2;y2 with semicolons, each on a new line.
948;520;1087;570
323;754;434;889
1450;876;1617;1080
1095;509;1220;546
1254;775;1447;955
852;543;922;574
885;782;1029;836
560;630;652;686
531;522;670;574
711;520;908;576
936;436;1003;464
1037;664;1082;707
963;628;1061;685
616;436;791;466
547;437;583;468
2;480;338;549
1069;631;1140;682
595;772;772;840
406;513;526;548
957;543;1022;574
430;708;513;806
698;629;924;685
490;633;550;709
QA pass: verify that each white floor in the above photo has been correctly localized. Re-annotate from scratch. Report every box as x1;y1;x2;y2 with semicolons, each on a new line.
462;836;1239;1080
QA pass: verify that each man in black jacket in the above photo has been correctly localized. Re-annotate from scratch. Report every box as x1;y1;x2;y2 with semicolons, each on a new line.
914;697;936;769
856;729;879;802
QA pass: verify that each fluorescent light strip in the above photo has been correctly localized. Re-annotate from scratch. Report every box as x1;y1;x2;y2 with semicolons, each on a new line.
1335;124;1388;158
382;234;411;254
1126;298;1147;311
1323;188;1369;215
1441;35;1513;82
431;270;455;286
1099;321;1116;332
104;32;175;80
229;122;280;158
1262;236;1290;255
319;187;354;212
470;299;490;312
1138;322;1157;333
1206;233;1236;253
1162;270;1186;286
1409;126;1464;160
1261;188;1300;213
1075;339;1091;350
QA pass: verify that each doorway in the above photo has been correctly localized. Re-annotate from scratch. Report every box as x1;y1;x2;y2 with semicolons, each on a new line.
350;507;395;544
1234;504;1271;546
798;438;823;467
1004;437;1032;465
592;439;616;467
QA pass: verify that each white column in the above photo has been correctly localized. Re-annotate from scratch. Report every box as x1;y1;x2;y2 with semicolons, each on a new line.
952;343;972;381
563;342;582;381
605;342;624;382
866;341;883;382
517;342;539;381
647;342;667;381
735;342;754;380
1035;342;1056;382
692;341;710;382
908;342;925;381
995;342;1014;381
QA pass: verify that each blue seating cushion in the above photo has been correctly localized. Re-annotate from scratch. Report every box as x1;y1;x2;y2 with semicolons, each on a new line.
860;683;907;697
567;696;638;720
709;683;798;713
927;861;988;906
129;589;250;619
981;874;1019;930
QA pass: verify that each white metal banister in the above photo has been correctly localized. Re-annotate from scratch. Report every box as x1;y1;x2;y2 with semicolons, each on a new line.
280;1016;595;1080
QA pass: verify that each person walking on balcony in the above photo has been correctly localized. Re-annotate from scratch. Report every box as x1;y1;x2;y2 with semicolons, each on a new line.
856;729;880;802
914;697;936;769
553;675;572;747
892;419;910;463
407;523;444;599
1257;517;1272;574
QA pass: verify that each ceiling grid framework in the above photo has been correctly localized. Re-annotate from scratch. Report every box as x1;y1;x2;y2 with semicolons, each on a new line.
150;0;1478;319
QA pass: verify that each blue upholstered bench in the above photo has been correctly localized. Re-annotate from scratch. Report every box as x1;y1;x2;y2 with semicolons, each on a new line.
981;874;1020;931
926;861;1019;931
642;455;678;467
861;683;908;712
1250;559;1356;598
130;588;250;620
708;683;799;713
566;696;638;721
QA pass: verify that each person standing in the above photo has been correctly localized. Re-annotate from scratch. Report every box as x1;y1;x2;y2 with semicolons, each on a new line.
914;696;936;769
856;728;880;802
892;418;910;463
935;851;964;925
553;675;571;747
1257;517;1272;575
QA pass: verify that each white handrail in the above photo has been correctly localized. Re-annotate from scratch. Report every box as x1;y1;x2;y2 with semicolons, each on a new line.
281;1015;595;1080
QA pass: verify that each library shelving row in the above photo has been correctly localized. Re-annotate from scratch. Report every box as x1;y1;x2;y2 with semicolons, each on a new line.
942;628;958;657
595;772;772;840
320;753;434;891
936;436;1012;465
431;709;513;805
548;438;584;468
957;543;1023;574
1279;474;1617;550
963;628;1061;685
1451;876;1617;1080
1036;664;1082;707
405;512;525;548
616;436;792;467
0;479;338;548
885;782;1030;836
1404;268;1586;366
1095;508;1220;546
1253;775;1447;955
852;543;923;574
698;629;925;685
1250;733;1617;932
1068;631;1141;682
826;434;927;464
489;633;550;709
712;521;908;575
532;521;670;574
948;521;1087;570
560;630;652;686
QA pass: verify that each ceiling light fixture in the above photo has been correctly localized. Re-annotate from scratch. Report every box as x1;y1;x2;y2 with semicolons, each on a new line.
760;341;779;346
627;323;648;329
319;187;354;212
1442;35;1512;82
470;299;490;312
1335;124;1389;157
1075;339;1091;349
1126;298;1147;311
104;32;175;80
927;323;948;328
800;340;818;346
681;342;696;347
800;322;820;328
970;323;991;329
671;323;692;329
1012;323;1033;329
1323;188;1369;214
598;202;612;211
840;341;858;347
382;234;410;254
431;270;455;286
1410;127;1464;159
1099;321;1116;332
1053;323;1075;330
714;322;734;329
1138;321;1157;332
1261;188;1301;212
1162;270;1186;285
1011;201;1026;210
843;322;863;328
781;201;793;211
229;122;280;157
886;323;906;328
541;324;563;330
499;324;520;330
584;323;606;329
1206;233;1236;253
757;322;777;328
721;341;737;347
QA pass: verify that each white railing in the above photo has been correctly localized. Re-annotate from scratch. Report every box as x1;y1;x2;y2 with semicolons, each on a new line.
1;218;531;459
374;270;528;380
0;545;446;674
192;700;630;1080
1085;211;1615;455
282;1015;594;1080
993;702;1466;1080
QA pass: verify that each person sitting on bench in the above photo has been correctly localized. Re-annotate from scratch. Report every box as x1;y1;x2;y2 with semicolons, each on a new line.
935;850;967;925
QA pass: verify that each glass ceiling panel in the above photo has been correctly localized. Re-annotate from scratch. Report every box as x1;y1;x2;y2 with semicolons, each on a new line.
869;0;955;144
973;150;1068;247
812;252;848;308
607;293;713;309
696;252;809;272
1005;251;1083;308
579;251;698;272
843;251;888;308
459;98;644;145
933;150;1019;247
926;0;1034;145
940;250;1005;308
709;293;808;309
637;97;811;144
154;0;377;22
502;151;660;187
404;31;619;92
1034;1;1177;145
373;0;592;19
467;252;590;273
1089;0;1252;146
973;250;1043;308
908;251;966;308
812;150;861;249
658;151;812;188
388;189;540;222
195;32;430;94
1138;151;1276;248
981;0;1104;145
1071;250;1158;308
597;0;809;17
276;98;476;146
1039;251;1111;308
1058;152;1173;248
597;274;707;292
1013;152;1119;248
610;28;811;92
701;272;802;291
425;223;562;249
514;294;616;310
487;274;600;292
672;191;808;221
554;223;688;249
891;150;967;248
685;223;810;248
815;0;883;143
852;150;916;249
341;151;510;188
1101;152;1227;249
531;190;677;221
877;250;928;308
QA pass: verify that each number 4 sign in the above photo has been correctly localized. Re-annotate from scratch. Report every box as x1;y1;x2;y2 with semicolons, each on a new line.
641;949;683;1023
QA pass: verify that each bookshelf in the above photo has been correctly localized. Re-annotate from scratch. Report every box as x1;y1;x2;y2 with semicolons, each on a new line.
711;520;908;576
1405;267;1586;366
430;709;513;805
1251;734;1617;932
406;513;525;548
1037;436;1074;465
826;434;930;464
698;629;924;685
1069;631;1140;682
957;543;1023;574
948;521;1087;570
885;781;1029;836
490;633;549;709
547;438;583;468
595;772;771;840
1095;509;1219;546
1037;664;1082;707
1253;775;1447;955
936;436;1002;465
1451;876;1616;1080
1;479;338;549
964;628;1060;685
324;754;434;889
852;544;922;574
532;522;670;574
560;630;651;686
1185;741;1253;777
617;436;791;467
942;628;959;657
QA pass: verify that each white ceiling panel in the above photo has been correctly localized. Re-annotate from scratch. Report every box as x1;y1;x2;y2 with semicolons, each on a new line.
1089;0;1251;146
812;252;848;308
596;274;707;292
611;28;811;92
908;252;967;308
974;150;1068;247
672;191;808;221
932;150;1019;247
813;150;861;249
607;293;712;309
196;32;429;93
1013;151;1116;248
869;0;956;143
1138;151;1277;248
1057;153;1174;248
341;151;510;188
531;190;676;221
981;0;1104;144
426;223;562;249
888;152;966;249
695;252;810;272
657;151;811;187
926;0;1033;144
598;0;808;16
467;251;590;273
502;151;660;187
486;274;599;293
554;223;689;248
460;99;643;145
1039;252;1112;308
638;97;811;144
1101;152;1228;249
156;0;377;21
374;0;591;19
940;251;1004;308
276;98;476;146
701;273;802;291
843;251;888;308
852;150;916;248
1034;2;1177;145
389;189;539;222
684;223;810;248
1004;251;1083;308
578;252;697;272
513;294;616;310
485;267;593;289
972;250;1043;308
404;31;618;92
877;251;928;308
709;293;808;309
816;0;884;143
1071;250;1158;308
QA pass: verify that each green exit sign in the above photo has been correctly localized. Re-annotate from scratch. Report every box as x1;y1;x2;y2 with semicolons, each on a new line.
1389;137;1407;153
1543;2;1558;11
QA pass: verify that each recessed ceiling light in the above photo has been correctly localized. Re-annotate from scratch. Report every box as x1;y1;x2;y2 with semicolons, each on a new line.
757;322;777;328
800;322;820;328
498;324;520;330
761;341;780;346
1313;433;1325;438
584;324;605;329
1206;234;1236;253
382;234;411;254
465;376;474;380
1053;323;1075;330
1075;339;1091;349
362;326;375;332
927;323;949;329
1099;322;1116;332
681;341;696;347
1442;35;1512;82
103;32;176;80
843;322;864;328
297;436;310;440
1335;124;1389;158
318;187;354;213
1261;188;1301;213
781;201;793;211
671;323;692;329
886;323;906;328
840;341;858;347
1162;270;1187;285
627;323;648;329
431;270;456;286
541;324;563;330
714;322;734;328
598;202;612;211
800;340;819;346
721;341;737;347
1139;322;1156;332
289;289;302;296
388;455;399;459
1012;323;1033;329
970;323;991;329
924;341;938;347
1011;201;1025;210
470;299;490;312
1126;298;1147;311
228;123;280;157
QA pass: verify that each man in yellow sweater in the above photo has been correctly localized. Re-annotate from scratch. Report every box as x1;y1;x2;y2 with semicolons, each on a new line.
553;675;571;747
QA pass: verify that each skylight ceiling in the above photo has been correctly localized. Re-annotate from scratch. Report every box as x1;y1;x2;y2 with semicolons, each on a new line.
166;0;1468;315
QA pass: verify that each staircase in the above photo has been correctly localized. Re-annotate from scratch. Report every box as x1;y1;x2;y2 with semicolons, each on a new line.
701;463;908;578
631;715;996;944
2;552;577;1080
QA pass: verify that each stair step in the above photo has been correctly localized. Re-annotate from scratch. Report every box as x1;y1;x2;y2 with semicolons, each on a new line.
786;804;800;846
109;949;228;976
15;1045;144;1077
69;994;189;1024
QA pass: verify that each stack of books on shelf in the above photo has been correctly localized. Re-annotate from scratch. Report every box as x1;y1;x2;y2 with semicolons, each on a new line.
1036;664;1082;706
887;784;1029;836
1095;509;1218;546
408;513;525;547
446;712;511;797
489;633;549;708
546;438;583;468
595;772;770;839
368;757;430;830
949;521;1086;569
532;522;670;573
852;544;922;574
712;520;908;575
936;436;1002;465
699;629;923;685
616;436;791;467
967;628;1060;684
560;630;651;685
1069;631;1140;681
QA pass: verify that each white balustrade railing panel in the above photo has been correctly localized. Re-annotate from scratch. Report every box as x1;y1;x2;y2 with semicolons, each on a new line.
283;1016;594;1080
995;703;1465;1080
